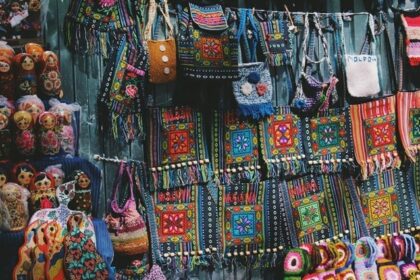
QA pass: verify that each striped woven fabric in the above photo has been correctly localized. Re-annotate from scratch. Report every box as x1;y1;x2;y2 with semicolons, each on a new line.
189;3;228;31
401;14;420;66
397;91;420;162
350;95;401;180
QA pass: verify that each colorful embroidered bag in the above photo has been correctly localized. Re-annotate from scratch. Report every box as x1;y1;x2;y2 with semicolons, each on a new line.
334;240;357;279
343;14;381;98
283;248;312;279
105;162;149;256
144;0;176;84
292;13;338;114
99;35;147;142
401;14;420;66
220;180;295;265
397;91;420;162
177;3;239;80
147;106;211;190
354;237;380;280
395;234;420;279
64;214;109;280
211;110;262;185
350;95;401;180
302;107;356;174
259;106;306;178
358;168;420;237
376;236;402;280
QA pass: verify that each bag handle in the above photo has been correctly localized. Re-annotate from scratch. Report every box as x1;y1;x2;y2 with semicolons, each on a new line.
110;162;135;214
237;8;259;63
144;0;174;41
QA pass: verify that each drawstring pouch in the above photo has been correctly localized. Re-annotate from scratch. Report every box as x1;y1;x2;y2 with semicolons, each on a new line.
144;0;177;84
343;14;381;98
292;13;338;114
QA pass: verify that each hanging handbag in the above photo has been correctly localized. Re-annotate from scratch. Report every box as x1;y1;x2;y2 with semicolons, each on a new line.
344;14;381;98
292;13;339;114
144;0;177;84
401;14;420;66
105;162;149;256
177;2;239;80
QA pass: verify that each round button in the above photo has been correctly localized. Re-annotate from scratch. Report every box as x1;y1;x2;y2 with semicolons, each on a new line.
159;45;166;51
162;55;169;62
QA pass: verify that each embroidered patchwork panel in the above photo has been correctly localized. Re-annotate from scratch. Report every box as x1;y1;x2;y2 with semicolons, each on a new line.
152;184;218;255
358;168;420;236
410;108;420;145
259;106;305;178
364;114;397;156
212;110;261;184
148;107;210;190
220;180;294;255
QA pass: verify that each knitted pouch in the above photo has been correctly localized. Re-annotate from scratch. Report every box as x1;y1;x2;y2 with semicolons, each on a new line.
358;168;420;237
147;107;211;190
397;91;420;162
177;3;239;80
334;241;357;279
144;0;177;84
350;95;401;180
279;174;363;246
283;248;312;279
401;14;420;66
211;110;262;185
344;15;381;98
302;107;356;174
376;236;402;280
354;237;380;280
219;179;294;266
256;11;293;66
259;106;306;178
232;62;274;120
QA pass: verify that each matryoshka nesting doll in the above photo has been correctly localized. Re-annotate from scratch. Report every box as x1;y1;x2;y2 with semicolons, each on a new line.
44;164;65;186
40;51;63;98
24;43;44;65
0;95;15;117
68;170;91;215
14;110;36;156
49;100;78;155
0;56;14;99
29;172;57;213
11;162;36;189
0;166;8;188
16;95;45;123
0;112;11;159
0;182;30;231
38;111;60;156
14;53;37;96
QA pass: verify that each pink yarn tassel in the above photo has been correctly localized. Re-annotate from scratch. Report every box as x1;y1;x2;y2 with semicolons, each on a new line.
144;265;166;280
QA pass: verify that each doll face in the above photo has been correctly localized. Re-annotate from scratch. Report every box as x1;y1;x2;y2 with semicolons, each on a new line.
11;2;20;12
0;114;8;130
0;174;7;187
40;113;56;129
17;170;34;186
46;55;56;67
21;56;35;71
0;107;11;118
0;61;10;73
77;174;90;189
34;174;53;190
24;104;43;122
1;184;21;202
28;0;40;12
14;111;32;130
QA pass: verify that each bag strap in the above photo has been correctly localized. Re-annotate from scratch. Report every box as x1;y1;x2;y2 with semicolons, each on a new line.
144;0;173;40
110;162;135;214
237;8;259;63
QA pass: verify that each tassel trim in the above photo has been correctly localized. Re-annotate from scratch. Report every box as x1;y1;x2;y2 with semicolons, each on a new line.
237;102;274;121
406;144;420;162
149;159;211;190
213;163;261;185
265;154;306;177
361;151;401;180
307;157;356;174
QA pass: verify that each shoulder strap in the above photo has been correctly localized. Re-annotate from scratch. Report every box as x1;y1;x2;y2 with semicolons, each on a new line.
144;0;173;40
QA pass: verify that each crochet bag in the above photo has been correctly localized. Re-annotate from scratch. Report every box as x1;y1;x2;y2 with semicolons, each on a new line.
344;14;381;98
292;13;338;114
397;91;420;162
177;3;239;80
354;237;380;280
375;235;402;280
350;95;401;179
147;107;211;190
144;0;176;84
105;162;149;256
259;106;306;178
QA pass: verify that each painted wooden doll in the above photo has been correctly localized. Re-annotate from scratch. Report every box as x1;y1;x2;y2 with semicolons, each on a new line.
40;51;63;98
0;182;30;231
24;43;44;64
0;167;8;188
0;95;15;118
44;164;65;186
0;4;9;40
16;94;45;123
0;56;14;100
38;111;60;156
11;162;36;189
8;1;28;40
29;172;57;213
68;170;91;216
49;100;78;155
14;53;37;96
13;110;36;156
0;112;11;160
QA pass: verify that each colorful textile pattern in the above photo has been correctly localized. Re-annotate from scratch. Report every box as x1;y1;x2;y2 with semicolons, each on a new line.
257;15;293;66
397;91;420;162
303;107;355;174
232;62;274;120
259;106;305;178
401;14;420;66
414;155;420;209
177;4;239;80
220;179;294;259
151;184;218;256
147;107;210;190
358;168;420;237
212;110;261;184
280;174;361;245
350;95;401;180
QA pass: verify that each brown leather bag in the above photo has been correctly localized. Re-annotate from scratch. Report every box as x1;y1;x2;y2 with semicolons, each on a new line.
144;0;176;84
